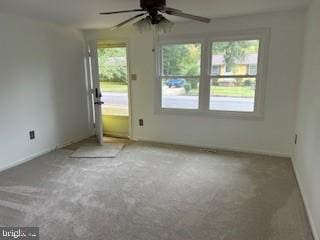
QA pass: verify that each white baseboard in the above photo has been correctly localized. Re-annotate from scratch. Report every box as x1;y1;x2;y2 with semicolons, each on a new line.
132;136;291;158
57;133;94;149
0;147;55;173
292;159;319;240
0;134;94;174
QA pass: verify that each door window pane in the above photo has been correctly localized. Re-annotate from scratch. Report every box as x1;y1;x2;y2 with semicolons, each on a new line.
162;78;199;109
210;78;256;112
98;47;129;116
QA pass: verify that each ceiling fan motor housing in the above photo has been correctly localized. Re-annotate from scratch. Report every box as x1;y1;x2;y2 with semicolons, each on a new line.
101;0;210;30
141;0;166;9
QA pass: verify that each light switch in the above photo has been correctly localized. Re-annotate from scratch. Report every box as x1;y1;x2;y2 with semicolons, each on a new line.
130;74;137;81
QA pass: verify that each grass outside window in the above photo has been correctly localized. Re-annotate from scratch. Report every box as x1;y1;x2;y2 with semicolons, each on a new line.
100;81;128;93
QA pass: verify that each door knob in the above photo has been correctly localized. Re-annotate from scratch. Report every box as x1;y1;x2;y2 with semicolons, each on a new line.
94;101;104;105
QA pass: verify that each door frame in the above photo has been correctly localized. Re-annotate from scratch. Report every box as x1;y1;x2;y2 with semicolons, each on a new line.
86;40;133;140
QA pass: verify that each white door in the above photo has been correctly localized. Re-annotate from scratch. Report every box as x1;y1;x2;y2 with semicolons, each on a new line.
87;41;104;145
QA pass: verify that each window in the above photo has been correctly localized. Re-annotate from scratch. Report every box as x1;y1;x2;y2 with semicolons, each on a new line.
160;43;201;109
248;64;257;75
212;65;220;76
224;64;233;75
157;30;268;117
210;40;260;112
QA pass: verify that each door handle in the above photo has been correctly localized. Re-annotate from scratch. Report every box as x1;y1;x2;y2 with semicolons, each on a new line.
94;101;104;105
95;88;102;98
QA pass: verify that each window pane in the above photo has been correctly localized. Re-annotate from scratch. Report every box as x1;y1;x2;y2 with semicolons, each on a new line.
162;78;199;109
210;78;256;112
162;43;201;76
212;65;220;75
211;40;259;76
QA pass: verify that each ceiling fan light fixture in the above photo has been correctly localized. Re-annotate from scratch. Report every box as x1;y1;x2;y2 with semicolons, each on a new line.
133;16;152;33
157;17;174;34
133;15;174;34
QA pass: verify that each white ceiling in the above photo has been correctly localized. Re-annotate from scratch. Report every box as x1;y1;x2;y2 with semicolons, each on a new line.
0;0;310;29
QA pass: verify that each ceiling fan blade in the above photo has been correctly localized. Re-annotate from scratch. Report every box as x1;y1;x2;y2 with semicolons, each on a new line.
165;10;211;23
110;13;146;30
158;6;182;12
100;9;144;15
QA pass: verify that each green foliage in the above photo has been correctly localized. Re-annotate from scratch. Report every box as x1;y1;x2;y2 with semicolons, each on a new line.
162;41;258;82
243;79;253;87
189;79;198;89
162;44;201;76
98;47;127;83
100;82;128;93
212;40;259;72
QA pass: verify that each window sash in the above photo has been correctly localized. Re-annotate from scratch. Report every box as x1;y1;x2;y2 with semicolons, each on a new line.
210;40;260;78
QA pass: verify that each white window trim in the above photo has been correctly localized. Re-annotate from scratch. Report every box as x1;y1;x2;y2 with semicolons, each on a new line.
154;29;270;119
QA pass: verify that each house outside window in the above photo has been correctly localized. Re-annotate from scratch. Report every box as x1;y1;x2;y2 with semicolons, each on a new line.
248;64;258;75
212;65;220;76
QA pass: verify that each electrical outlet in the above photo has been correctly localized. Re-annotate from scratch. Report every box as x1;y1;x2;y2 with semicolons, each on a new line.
139;119;144;126
294;134;298;144
29;130;35;140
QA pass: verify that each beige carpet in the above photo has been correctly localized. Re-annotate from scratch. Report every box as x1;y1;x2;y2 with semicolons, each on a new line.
0;141;314;240
70;143;125;158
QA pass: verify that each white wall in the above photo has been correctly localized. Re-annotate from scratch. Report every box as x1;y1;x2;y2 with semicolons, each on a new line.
293;0;320;239
84;10;306;157
0;13;92;170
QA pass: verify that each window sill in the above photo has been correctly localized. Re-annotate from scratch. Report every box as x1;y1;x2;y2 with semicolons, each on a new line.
155;108;264;120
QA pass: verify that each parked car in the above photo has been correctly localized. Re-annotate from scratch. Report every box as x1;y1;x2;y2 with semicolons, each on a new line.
166;78;186;88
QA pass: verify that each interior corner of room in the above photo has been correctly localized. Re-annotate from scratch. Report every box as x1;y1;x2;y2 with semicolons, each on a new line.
0;0;319;239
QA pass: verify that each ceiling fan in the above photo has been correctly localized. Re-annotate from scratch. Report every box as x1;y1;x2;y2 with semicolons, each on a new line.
100;0;211;32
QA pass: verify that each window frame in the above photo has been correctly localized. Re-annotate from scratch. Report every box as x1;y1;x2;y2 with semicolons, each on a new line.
155;29;270;119
155;38;205;113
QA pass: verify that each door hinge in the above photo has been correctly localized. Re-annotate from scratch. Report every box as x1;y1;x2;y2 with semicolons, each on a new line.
88;52;91;57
